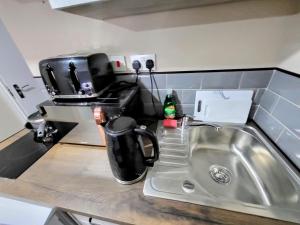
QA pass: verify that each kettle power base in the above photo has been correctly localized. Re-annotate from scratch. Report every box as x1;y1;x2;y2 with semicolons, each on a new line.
115;169;148;185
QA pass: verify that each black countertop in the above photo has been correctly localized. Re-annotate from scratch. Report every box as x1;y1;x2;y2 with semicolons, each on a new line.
0;122;76;179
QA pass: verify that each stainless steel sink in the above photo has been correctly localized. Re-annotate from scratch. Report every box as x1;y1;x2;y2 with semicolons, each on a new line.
143;122;300;223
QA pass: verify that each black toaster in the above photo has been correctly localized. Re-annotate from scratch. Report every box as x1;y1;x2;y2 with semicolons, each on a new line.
39;53;114;100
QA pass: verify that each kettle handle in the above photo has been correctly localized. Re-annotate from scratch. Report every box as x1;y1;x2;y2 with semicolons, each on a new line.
134;127;159;167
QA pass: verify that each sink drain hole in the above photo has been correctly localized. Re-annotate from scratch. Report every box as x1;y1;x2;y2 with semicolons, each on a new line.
209;165;231;185
182;180;195;193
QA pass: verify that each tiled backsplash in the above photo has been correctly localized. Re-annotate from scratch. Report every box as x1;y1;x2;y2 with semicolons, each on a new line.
253;70;300;169
116;69;273;116
117;68;300;169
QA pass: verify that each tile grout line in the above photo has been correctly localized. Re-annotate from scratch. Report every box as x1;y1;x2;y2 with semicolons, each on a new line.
270;95;280;114
259;106;300;141
253;88;264;103
267;88;299;108
256;105;286;141
238;72;244;89
180;90;183;103
266;69;275;89
253;104;261;119
165;74;168;90
248;105;259;120
200;76;203;89
275;128;285;142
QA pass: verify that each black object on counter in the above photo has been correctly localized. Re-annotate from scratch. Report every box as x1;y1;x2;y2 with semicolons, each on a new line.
0;122;77;179
105;116;159;185
39;53;114;99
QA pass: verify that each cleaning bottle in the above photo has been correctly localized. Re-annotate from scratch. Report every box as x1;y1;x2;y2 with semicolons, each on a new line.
163;89;177;119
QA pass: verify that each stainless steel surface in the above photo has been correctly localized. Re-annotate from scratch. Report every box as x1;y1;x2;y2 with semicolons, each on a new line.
60;121;105;146
144;121;300;223
185;121;222;130
27;112;46;127
115;169;148;185
43;105;104;146
51;91;101;100
182;115;222;131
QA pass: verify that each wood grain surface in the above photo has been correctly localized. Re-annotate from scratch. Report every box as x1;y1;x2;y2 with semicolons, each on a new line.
0;143;298;225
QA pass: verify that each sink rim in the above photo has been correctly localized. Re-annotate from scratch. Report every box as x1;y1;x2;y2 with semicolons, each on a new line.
144;122;300;224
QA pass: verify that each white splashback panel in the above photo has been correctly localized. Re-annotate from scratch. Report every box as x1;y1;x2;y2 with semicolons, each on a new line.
193;90;253;124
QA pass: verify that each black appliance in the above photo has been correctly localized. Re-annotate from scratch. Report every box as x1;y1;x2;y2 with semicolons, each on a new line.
0;122;76;179
39;53;114;99
105;117;159;184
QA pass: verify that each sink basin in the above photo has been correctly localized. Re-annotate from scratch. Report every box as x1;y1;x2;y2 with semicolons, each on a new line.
143;122;300;223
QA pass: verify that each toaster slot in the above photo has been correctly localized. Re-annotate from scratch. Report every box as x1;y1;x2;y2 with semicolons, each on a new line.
69;62;81;93
46;64;59;94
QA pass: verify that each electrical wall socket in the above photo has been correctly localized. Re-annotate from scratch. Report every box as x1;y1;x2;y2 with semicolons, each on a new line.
129;54;156;72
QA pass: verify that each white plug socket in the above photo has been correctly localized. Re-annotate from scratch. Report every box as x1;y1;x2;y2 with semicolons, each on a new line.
129;54;156;72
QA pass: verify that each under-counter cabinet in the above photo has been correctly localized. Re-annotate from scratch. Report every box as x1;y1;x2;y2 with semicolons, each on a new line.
70;213;118;225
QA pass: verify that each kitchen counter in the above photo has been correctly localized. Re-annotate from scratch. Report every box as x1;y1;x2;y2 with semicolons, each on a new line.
0;141;298;225
0;129;29;151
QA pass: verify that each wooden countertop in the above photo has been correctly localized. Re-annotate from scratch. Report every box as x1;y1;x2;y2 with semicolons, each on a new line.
0;142;298;225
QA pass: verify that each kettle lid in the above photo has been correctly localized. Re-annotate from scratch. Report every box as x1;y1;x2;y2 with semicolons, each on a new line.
105;116;137;135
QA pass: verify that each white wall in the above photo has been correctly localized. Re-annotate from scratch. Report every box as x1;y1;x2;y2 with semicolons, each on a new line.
0;0;298;75
135;17;285;72
278;13;300;74
0;0;134;76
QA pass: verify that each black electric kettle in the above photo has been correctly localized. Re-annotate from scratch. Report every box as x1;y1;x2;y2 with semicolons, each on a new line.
105;117;159;184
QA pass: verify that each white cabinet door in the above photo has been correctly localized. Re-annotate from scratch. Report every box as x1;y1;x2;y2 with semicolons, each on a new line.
71;213;119;225
0;80;25;142
0;196;53;225
0;19;49;117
